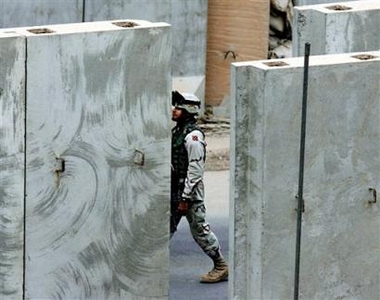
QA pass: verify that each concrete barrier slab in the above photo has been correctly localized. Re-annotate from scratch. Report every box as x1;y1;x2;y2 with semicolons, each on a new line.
0;32;26;300
0;20;171;299
293;0;380;56
0;0;83;28
231;51;380;300
295;0;370;5
84;0;208;78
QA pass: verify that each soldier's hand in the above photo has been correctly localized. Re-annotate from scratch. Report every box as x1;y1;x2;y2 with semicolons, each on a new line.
178;199;189;215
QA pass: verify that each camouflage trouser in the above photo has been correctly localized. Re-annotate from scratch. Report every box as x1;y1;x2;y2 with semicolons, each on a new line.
171;181;221;260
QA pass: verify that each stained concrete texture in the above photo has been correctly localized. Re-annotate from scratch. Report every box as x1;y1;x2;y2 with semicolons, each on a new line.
84;0;208;78
0;0;208;96
0;20;172;299
231;51;380;300
294;0;366;6
0;32;25;300
293;0;380;56
0;0;83;28
294;0;372;5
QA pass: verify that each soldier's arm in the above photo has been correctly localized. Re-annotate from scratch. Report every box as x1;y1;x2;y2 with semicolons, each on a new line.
182;130;206;199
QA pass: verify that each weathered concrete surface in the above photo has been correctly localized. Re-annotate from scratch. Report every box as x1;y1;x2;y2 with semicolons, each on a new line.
85;0;208;102
0;0;83;28
230;51;380;300
293;0;380;56
0;1;208;103
0;20;172;299
0;32;25;300
295;0;373;5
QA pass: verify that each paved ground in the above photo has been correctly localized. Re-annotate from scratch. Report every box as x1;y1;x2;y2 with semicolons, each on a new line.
170;170;229;300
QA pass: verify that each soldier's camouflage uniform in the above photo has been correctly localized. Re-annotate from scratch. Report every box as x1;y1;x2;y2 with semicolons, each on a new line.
171;120;221;260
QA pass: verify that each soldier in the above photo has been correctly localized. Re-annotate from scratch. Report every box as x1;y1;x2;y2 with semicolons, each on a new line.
171;90;228;283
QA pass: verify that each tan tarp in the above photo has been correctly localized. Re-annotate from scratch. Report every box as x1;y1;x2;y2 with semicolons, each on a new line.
205;0;269;107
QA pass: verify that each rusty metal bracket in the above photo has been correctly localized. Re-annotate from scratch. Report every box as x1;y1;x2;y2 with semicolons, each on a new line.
369;188;377;204
54;157;65;189
54;157;65;173
134;149;145;166
295;194;305;213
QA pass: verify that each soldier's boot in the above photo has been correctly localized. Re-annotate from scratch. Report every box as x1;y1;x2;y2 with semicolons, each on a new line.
200;256;228;283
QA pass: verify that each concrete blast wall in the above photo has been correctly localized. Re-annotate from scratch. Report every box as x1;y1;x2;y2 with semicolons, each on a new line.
85;0;208;111
0;0;84;27
293;0;380;56
0;20;171;300
84;0;208;77
0;33;25;300
0;0;208;101
230;51;380;300
294;0;371;5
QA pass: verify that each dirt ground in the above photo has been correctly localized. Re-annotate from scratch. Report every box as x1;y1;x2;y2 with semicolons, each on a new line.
200;121;230;171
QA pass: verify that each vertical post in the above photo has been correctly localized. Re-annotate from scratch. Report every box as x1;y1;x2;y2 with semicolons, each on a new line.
82;0;86;22
294;42;310;300
23;38;28;300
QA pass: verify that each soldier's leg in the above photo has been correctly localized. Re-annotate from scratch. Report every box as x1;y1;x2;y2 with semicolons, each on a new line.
186;181;228;282
186;200;220;256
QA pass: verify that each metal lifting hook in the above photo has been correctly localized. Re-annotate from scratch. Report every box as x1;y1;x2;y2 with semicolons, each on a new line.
369;188;377;204
224;50;236;60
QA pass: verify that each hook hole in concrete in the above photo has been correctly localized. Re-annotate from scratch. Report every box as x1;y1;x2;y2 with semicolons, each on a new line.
27;28;54;34
112;21;138;28
326;5;352;11
263;61;289;67
352;54;378;60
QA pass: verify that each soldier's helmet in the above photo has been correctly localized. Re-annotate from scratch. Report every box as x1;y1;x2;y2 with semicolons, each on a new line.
172;90;201;115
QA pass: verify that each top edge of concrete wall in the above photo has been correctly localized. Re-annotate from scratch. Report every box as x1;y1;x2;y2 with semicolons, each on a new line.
0;19;170;37
295;0;379;12
232;50;380;69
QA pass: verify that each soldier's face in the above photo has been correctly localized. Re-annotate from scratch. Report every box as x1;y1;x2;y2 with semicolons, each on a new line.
172;107;183;121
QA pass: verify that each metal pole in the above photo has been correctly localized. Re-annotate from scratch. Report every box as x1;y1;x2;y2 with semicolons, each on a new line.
82;0;86;23
294;42;310;300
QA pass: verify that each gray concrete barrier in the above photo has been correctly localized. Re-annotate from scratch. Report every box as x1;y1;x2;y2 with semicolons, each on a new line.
230;51;380;300
295;0;372;5
293;0;380;56
0;0;83;28
0;0;208;101
0;31;26;300
0;20;171;300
